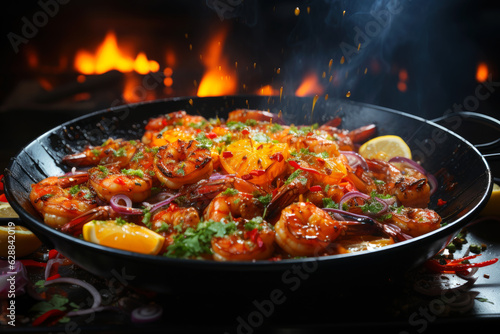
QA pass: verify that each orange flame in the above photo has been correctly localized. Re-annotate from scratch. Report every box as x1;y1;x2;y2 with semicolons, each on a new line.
476;63;488;82
196;29;237;97
74;31;159;75
295;73;324;96
256;85;279;95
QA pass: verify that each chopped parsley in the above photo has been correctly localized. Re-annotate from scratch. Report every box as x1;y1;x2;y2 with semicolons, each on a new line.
226;121;247;131
165;219;237;258
131;151;144;162
68;185;80;195
91;148;100;156
322;197;338;209
244;216;264;231
98;165;109;177
115;217;128;226
112;147;127;157
268;123;283;133
142;207;152;228
121;168;144;178
285;169;302;185
155;222;170;233
222;187;239;196
195;133;213;149
252;132;271;143
257;193;272;206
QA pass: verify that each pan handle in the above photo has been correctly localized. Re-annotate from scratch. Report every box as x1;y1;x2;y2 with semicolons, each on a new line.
431;111;500;154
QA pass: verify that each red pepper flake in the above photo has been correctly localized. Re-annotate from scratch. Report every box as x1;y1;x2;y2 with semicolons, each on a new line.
241;129;250;136
0;194;7;203
270;152;284;162
206;132;218;139
256;144;263;150
309;185;322;192
46;273;61;281
32;309;67;327
437;198;447;206
250;170;266;177
222;151;233;158
114;176;127;185
48;249;59;260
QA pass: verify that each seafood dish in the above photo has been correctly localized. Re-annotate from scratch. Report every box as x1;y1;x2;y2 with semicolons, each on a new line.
28;109;441;261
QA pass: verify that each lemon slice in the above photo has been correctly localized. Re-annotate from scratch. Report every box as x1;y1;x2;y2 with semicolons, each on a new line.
358;135;412;161
480;183;500;216
82;220;165;255
0;225;43;258
0;202;19;218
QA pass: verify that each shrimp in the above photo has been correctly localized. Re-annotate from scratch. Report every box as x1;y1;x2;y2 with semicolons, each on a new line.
203;189;264;222
29;173;97;228
62;138;138;168
153;139;213;189
88;163;153;203
346;159;431;208
284;133;341;158
142;111;208;145
386;207;441;237
211;218;275;261
151;203;201;252
275;202;342;257
318;122;376;151
227;109;284;124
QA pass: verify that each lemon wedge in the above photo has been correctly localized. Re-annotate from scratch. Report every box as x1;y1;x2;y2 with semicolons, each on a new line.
358;135;412;161
480;183;500;216
82;220;165;255
0;202;19;218
0;225;43;258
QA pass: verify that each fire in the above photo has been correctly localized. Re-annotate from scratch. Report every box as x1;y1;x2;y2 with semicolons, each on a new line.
295;73;324;96
476;62;488;82
257;85;279;95
197;29;237;97
74;31;159;75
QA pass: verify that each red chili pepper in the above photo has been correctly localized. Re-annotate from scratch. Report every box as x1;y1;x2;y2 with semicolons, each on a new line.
48;249;59;260
288;160;322;175
256;144;263;150
437;198;447;206
247;228;258;242
241;174;253;180
32;309;67;327
241;129;250;136
222;151;233;158
206;132;218;139
250;170;266;177
0;194;7;203
270;152;284;162
20;260;47;268
309;185;323;192
425;255;498;274
46;273;61;281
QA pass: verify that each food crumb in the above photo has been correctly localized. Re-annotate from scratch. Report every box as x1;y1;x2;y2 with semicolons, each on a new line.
483;274;490;279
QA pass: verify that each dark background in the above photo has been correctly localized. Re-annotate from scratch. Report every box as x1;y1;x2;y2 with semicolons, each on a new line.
1;0;499;172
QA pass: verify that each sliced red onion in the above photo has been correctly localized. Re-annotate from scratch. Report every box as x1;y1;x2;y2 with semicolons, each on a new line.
389;156;427;174
45;277;101;310
427;173;438;196
143;193;182;213
67;305;116;317
456;267;479;280
340;151;368;170
110;195;143;215
339;191;370;208
1;260;28;298
322;208;375;223
131;304;163;323
44;258;65;280
413;273;477;297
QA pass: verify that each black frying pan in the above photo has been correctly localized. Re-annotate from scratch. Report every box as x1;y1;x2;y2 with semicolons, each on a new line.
3;95;495;293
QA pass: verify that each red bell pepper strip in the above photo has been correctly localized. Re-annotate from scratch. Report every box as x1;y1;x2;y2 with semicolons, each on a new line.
288;160;322;175
46;273;61;281
0;194;7;202
48;249;59;260
32;309;67;327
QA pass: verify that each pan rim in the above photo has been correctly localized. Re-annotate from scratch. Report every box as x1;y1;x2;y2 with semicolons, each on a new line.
3;95;493;270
